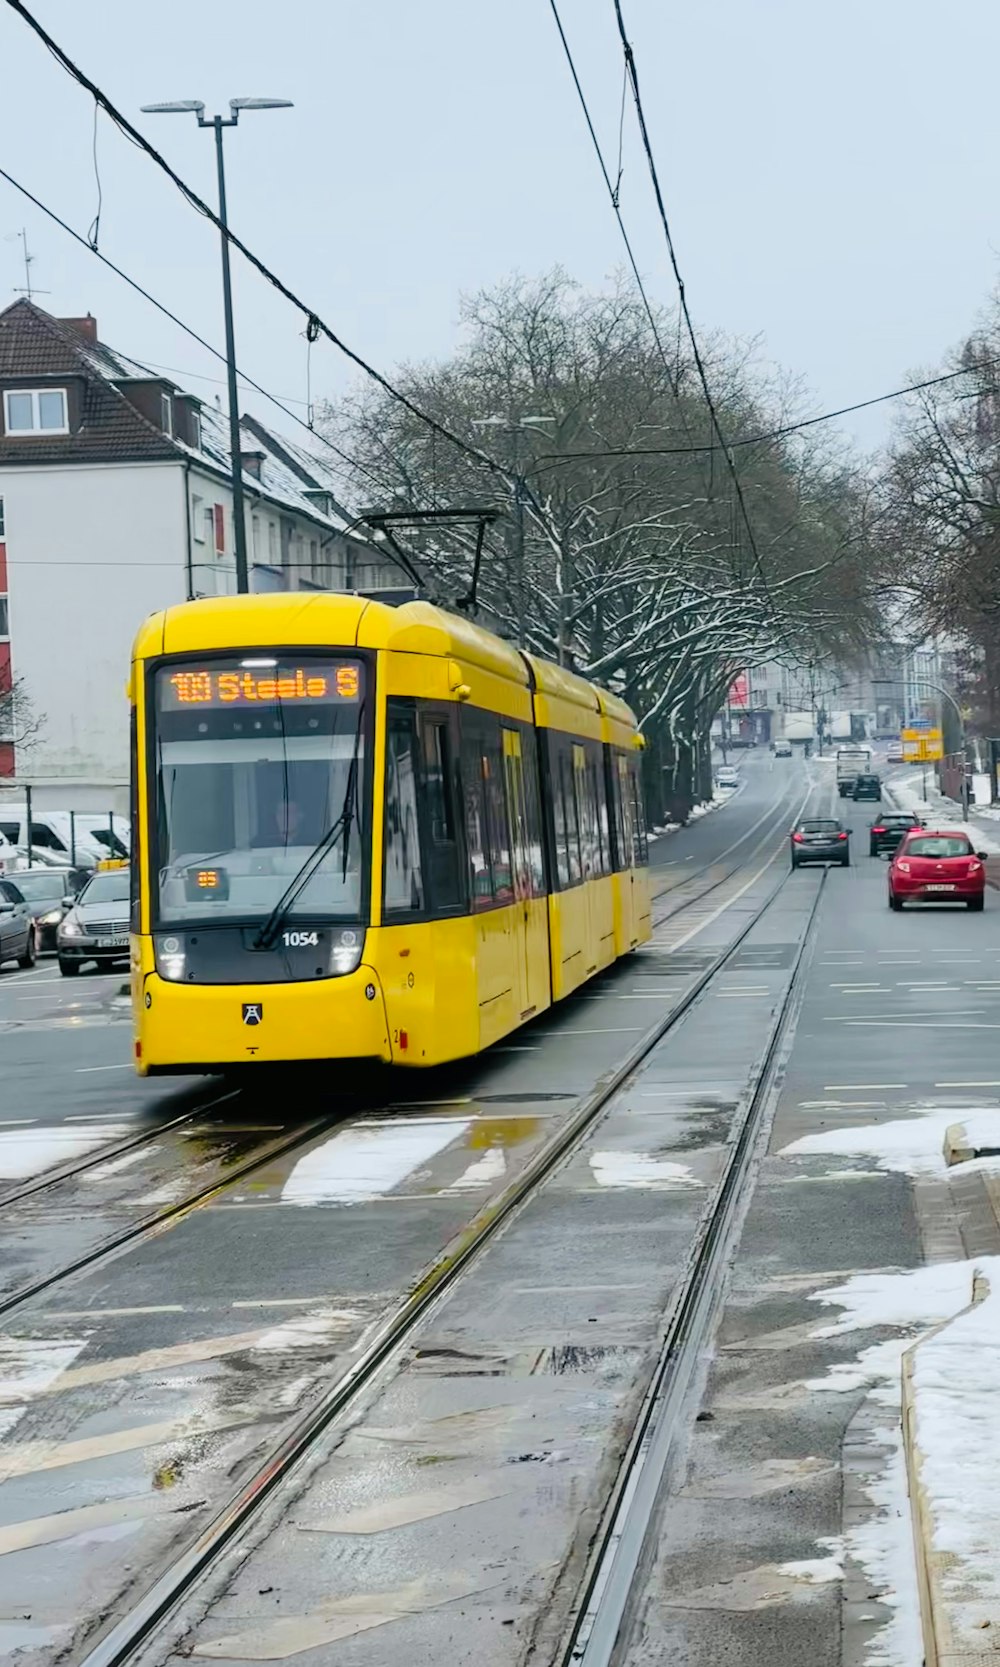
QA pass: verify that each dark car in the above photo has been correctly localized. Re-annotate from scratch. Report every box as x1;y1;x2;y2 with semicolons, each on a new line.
853;774;882;801
0;878;37;969
9;866;80;951
869;812;923;858
57;868;130;975
790;818;851;868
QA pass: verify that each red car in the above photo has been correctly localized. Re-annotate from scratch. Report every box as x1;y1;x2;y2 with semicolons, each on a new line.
888;830;988;911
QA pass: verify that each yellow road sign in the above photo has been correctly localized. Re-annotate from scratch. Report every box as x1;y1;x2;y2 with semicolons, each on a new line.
901;727;943;763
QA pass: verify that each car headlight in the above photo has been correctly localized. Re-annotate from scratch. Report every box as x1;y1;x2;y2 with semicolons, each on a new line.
330;928;364;975
896;860;910;874
40;909;63;926
59;914;82;937
154;935;187;981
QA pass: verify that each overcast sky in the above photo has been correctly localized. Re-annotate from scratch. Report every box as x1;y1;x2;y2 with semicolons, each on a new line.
2;0;999;483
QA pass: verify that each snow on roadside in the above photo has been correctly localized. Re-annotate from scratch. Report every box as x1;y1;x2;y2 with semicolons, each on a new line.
0;1123;132;1182
887;772;1000;855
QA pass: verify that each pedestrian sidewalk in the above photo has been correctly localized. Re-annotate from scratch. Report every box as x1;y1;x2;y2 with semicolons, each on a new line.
887;771;1000;859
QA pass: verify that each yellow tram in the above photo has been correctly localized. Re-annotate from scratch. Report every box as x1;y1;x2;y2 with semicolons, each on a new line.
128;593;650;1074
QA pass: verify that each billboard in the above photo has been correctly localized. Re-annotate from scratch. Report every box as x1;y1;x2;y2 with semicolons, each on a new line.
728;673;749;709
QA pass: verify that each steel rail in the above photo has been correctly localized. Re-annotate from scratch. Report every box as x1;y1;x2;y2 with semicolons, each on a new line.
75;855;811;1667
562;871;826;1667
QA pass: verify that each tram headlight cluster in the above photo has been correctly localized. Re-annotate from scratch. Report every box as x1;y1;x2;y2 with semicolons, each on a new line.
154;935;187;981
330;929;363;975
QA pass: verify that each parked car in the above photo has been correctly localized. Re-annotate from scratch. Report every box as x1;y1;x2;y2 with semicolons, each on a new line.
57;868;131;975
886;740;904;763
888;830;987;911
790;818;851;868
869;813;923;858
0;878;37;969
852;774;882;801
10;866;81;951
716;766;739;789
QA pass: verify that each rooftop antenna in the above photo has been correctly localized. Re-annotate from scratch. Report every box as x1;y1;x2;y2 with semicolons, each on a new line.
11;229;49;301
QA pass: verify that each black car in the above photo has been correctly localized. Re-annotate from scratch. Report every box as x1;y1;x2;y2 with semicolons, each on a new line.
853;774;882;801
869;812;923;858
57;868;130;975
791;818;851;868
8;866;80;951
0;878;37;969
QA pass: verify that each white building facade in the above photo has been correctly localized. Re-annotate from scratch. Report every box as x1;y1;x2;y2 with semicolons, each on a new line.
0;301;398;811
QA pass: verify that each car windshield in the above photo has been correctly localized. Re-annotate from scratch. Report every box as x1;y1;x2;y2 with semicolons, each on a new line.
883;816;916;827
152;656;368;926
78;871;130;905
801;820;839;833
904;836;972;858
13;872;71;903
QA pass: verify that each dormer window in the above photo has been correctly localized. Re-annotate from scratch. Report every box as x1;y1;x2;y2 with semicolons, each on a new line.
160;392;173;436
3;388;68;435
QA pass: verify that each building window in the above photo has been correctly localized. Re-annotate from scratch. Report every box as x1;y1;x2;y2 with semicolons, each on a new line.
0;496;5;537
213;504;225;554
0;598;8;637
192;494;205;542
160;392;173;435
191;411;201;449
252;516;260;560
3;388;69;435
268;521;278;565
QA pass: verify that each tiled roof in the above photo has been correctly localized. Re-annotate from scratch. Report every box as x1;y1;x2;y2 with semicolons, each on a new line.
0;300;177;464
0;300;361;533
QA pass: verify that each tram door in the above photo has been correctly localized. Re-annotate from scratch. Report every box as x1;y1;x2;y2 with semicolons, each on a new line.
617;754;639;950
503;729;549;1021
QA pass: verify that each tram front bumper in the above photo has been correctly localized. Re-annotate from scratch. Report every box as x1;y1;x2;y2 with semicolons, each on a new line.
133;964;392;1074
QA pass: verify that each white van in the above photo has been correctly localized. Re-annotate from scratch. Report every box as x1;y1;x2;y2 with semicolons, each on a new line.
0;808;129;868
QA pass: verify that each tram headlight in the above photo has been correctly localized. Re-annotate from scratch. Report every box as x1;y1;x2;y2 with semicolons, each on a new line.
154;935;187;981
330;928;363;976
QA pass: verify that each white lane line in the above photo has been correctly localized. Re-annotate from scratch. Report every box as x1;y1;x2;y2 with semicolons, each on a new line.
0;1118;37;1127
800;1100;887;1110
715;990;770;999
544;1026;646;1035
842;1021;1000;1030
896;981;961;987
934;1081;1000;1088
64;1111;138;1122
823;1083;907;1090
75;1063;132;1074
825;1010;982;1022
829;982;884;988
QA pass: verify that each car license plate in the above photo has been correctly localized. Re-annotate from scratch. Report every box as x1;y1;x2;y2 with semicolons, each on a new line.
924;883;955;893
96;935;128;947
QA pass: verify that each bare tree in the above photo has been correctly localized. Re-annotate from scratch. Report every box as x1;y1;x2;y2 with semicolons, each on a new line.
320;271;877;819
0;677;46;761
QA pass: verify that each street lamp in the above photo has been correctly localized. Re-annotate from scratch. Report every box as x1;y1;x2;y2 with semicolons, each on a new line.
472;415;554;644
140;98;293;595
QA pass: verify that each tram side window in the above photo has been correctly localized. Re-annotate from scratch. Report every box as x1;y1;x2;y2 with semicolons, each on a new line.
384;707;424;915
418;715;463;912
482;730;514;907
606;748;627;872
521;726;547;895
551;737;582;888
460;714;513;911
628;759;648;865
589;753;611;876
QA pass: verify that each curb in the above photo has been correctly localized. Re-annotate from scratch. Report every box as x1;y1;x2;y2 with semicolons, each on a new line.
902;1272;999;1667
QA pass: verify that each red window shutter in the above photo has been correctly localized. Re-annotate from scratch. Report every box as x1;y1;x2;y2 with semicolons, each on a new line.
0;742;14;778
0;643;10;694
213;504;225;553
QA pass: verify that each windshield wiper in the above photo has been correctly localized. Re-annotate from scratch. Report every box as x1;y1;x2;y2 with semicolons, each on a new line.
253;702;365;952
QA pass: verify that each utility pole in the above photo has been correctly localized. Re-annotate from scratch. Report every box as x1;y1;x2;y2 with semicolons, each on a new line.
141;98;292;594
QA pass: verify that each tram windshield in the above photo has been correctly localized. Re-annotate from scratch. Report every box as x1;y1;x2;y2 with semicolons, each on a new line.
151;656;367;925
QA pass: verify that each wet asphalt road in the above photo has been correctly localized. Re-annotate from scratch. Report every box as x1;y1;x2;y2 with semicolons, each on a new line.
5;751;986;1667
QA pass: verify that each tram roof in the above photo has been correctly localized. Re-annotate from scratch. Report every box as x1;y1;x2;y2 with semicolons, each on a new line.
132;592;637;726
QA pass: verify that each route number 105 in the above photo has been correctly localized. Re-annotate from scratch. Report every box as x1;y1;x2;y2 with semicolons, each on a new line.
282;930;319;948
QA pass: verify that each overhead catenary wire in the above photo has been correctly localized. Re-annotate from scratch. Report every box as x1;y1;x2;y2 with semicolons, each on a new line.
2;0;541;509
609;0;778;611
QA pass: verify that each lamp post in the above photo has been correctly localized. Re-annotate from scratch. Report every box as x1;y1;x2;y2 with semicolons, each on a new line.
140;98;293;595
875;675;969;817
472;415;554;643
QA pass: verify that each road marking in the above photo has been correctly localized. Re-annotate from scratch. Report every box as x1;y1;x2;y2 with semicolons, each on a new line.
934;1080;1000;1088
800;1100;887;1110
64;1111;137;1121
715;990;770;998
0;1118;36;1127
823;1082;907;1090
842;1021;1000;1030
47;1304;186;1318
829;982;884;988
75;1063;132;1074
544;1026;646;1035
896;981;960;987
825;1010;982;1021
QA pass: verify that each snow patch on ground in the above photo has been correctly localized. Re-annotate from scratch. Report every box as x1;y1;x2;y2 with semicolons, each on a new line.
889;773;1000;855
281;1118;471;1205
781;1104;1000;1179
0;1123;130;1181
444;1147;507;1192
254;1307;362;1352
589;1151;702;1189
778;1552;844;1584
846;1428;926;1667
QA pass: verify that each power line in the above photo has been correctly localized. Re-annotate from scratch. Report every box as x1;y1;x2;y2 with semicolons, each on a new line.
610;0;774;604
3;0;526;500
0;161;389;501
534;358;1000;463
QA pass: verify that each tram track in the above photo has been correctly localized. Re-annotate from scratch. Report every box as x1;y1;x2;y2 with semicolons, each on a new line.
72;853;823;1667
